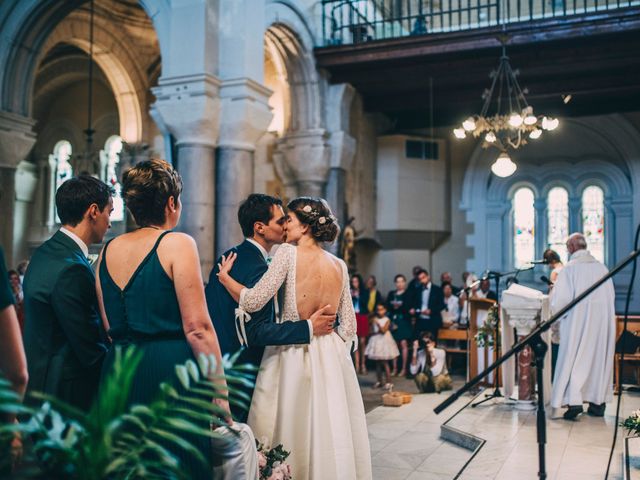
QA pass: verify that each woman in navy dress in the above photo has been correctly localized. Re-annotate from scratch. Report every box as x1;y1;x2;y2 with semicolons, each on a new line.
96;159;230;478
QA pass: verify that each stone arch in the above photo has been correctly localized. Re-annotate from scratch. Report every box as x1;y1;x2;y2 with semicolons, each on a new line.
40;11;148;143
0;0;170;126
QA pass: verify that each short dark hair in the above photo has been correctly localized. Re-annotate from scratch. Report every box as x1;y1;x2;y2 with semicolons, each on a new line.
56;175;114;226
394;274;406;282
238;194;283;238
122;159;183;227
417;268;429;277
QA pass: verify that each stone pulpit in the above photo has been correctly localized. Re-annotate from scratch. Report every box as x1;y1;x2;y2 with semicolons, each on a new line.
500;284;553;409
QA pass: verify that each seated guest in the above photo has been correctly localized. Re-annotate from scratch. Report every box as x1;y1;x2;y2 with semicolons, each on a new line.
478;278;498;301
441;283;460;327
23;176;112;411
410;332;452;393
440;272;460;295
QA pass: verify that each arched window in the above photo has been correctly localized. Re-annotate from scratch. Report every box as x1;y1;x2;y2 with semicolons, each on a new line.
547;187;569;263
49;140;73;224
101;135;124;221
582;185;605;263
513;187;536;268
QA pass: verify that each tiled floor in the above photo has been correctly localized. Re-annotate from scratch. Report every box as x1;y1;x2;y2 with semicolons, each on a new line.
367;388;640;479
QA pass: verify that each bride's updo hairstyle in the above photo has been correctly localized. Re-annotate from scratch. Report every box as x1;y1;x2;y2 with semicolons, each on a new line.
287;197;340;243
122;159;183;227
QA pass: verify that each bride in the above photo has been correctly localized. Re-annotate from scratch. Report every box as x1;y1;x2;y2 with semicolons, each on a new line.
217;197;372;480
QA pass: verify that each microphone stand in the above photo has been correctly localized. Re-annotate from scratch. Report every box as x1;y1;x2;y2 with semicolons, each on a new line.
434;248;640;480
472;266;533;408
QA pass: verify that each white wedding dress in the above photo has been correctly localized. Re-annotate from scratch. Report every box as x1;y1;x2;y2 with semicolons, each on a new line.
238;243;372;480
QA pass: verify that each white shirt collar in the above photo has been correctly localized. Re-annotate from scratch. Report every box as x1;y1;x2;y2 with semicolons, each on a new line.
60;227;89;258
569;249;589;260
246;238;269;260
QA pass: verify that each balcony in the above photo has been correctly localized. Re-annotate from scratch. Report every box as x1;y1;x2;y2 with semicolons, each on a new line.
316;1;640;127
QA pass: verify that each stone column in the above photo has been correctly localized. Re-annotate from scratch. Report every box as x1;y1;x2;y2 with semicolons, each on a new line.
215;79;272;257
273;130;331;198
151;74;221;275
0;112;36;266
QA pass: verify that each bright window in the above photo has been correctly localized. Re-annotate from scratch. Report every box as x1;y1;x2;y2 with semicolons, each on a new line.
582;185;605;263
547;187;569;263
51;140;73;223
102;135;124;221
513;187;536;268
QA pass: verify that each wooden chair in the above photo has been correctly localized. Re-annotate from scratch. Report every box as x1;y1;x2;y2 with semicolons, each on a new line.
614;315;640;393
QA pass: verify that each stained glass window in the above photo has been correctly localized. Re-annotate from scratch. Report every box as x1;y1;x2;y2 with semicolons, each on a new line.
102;135;124;221
582;185;605;263
513;187;535;268
547;187;569;263
52;140;73;223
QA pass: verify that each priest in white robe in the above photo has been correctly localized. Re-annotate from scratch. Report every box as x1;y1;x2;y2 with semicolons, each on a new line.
550;233;616;420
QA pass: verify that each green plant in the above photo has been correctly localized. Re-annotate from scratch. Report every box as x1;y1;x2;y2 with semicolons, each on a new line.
474;304;501;348
0;347;257;479
622;409;640;436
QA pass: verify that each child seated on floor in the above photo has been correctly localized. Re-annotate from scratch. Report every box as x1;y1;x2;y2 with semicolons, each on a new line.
410;331;453;393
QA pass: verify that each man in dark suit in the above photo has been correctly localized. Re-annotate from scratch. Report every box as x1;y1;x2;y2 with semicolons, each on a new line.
479;278;498;301
205;194;335;421
23;176;113;411
414;268;446;340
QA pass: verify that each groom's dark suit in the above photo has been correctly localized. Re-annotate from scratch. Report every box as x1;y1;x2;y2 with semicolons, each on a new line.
22;231;108;411
205;239;310;421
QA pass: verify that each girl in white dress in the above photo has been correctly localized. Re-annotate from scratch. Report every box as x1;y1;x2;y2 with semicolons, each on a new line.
217;197;372;480
365;303;399;389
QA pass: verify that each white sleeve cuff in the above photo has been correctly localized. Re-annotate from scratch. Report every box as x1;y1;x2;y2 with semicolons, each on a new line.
307;319;313;341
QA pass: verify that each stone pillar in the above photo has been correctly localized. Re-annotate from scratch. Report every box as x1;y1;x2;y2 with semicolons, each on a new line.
326;131;356;225
507;312;538;406
273;130;331;198
151;74;221;275
0;112;36;266
215;79;272;257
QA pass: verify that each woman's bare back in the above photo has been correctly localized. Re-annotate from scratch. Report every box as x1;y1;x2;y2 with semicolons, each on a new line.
294;246;343;320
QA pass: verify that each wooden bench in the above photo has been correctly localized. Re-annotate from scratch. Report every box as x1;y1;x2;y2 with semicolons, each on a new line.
438;327;468;369
614;315;640;393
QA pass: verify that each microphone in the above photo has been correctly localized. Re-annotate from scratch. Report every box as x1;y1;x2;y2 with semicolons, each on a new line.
540;275;553;286
529;259;549;265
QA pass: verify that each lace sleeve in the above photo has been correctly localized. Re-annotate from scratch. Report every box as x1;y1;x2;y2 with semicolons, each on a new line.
238;243;293;313
336;260;357;347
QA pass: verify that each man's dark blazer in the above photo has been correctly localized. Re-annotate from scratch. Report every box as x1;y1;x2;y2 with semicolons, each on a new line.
414;283;446;337
22;230;108;411
205;240;310;421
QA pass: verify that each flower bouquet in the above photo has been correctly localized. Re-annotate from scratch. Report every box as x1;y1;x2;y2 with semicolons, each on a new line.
256;440;292;480
474;304;501;348
622;410;640;436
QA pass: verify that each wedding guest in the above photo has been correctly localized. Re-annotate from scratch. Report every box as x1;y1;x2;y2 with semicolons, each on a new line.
408;265;425;307
414;269;445;340
387;274;412;377
365;303;399;389
0;246;28;474
7;270;24;332
23;175;112;411
478;278;498;301
440;272;460;295
361;275;383;318
458;273;478;327
351;273;369;374
410;332;452;393
442;283;460;326
543;248;564;377
16;260;28;284
96;159;230;477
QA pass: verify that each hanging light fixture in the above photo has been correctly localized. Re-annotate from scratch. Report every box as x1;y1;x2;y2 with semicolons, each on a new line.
491;151;517;177
77;0;98;175
452;5;560;178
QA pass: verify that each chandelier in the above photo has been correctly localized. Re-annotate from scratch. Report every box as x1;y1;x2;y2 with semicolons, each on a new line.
452;43;559;178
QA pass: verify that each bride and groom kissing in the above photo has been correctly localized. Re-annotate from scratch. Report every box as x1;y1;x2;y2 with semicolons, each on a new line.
205;194;372;479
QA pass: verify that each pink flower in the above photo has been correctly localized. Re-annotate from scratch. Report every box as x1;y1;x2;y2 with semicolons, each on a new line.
257;451;267;469
267;467;284;480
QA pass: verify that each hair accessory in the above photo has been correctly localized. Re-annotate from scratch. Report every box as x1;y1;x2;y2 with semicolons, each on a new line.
303;205;312;213
318;216;326;224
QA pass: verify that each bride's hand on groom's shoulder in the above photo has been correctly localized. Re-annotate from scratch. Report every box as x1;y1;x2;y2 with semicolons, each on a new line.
217;252;237;282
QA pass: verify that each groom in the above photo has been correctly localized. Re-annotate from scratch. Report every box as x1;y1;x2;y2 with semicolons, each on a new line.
205;193;335;421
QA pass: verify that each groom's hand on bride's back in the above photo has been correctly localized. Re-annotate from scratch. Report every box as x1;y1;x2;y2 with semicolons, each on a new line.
310;304;336;336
